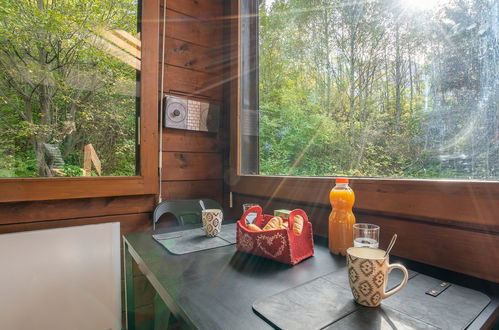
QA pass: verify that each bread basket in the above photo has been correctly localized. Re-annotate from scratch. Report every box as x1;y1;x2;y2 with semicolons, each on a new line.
236;206;314;265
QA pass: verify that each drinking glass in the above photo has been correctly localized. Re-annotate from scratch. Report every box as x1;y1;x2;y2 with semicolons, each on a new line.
353;223;380;248
242;203;259;213
242;203;259;224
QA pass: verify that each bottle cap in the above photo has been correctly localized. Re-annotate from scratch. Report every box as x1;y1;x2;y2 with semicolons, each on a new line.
336;178;349;184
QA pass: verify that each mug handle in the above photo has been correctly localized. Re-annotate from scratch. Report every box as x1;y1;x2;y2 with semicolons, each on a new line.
383;263;409;299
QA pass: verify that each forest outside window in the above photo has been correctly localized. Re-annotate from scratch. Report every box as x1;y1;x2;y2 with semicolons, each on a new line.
240;0;498;181
0;0;141;178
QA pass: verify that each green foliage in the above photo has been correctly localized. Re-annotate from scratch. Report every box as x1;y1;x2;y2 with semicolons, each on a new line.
13;151;38;177
61;165;83;177
0;0;138;177
257;0;498;180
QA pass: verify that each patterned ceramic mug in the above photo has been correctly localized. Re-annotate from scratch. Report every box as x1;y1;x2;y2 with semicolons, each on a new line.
347;247;408;307
202;209;223;237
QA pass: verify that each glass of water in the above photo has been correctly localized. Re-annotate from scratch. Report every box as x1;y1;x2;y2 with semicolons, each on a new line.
353;223;380;248
242;203;259;224
242;203;259;213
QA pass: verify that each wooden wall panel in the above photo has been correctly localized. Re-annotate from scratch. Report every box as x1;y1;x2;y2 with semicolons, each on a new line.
232;193;499;283
161;0;223;19
161;180;223;204
163;9;223;48
163;37;223;74
231;176;499;233
159;0;226;208
143;3;228;326
359;213;499;284
163;130;222;153
0;213;151;236
162;152;222;181
162;64;222;100
0;195;155;225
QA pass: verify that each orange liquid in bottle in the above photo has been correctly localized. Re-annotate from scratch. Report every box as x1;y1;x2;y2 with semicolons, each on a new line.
329;179;356;256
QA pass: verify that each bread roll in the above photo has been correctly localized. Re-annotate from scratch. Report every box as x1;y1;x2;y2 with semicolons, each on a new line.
247;224;262;231
293;215;304;235
263;216;283;231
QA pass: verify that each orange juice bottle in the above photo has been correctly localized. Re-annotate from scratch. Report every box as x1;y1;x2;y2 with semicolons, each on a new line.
329;178;356;255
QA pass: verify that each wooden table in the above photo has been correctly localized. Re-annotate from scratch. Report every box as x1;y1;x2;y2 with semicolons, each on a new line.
123;224;498;329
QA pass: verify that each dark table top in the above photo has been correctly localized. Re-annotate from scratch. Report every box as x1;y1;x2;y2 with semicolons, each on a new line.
124;223;498;330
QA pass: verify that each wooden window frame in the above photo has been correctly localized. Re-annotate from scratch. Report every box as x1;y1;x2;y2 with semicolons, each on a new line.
0;0;160;203
228;0;498;233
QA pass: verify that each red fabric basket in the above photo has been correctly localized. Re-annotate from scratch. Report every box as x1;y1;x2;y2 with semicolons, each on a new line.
236;206;314;265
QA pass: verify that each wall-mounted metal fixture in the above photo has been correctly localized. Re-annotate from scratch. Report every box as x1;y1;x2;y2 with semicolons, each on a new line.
163;95;220;133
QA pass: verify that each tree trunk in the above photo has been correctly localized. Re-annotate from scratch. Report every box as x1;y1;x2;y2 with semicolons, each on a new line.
384;47;390;114
348;34;356;121
35;0;54;176
323;1;332;117
408;45;414;113
394;22;402;127
33;138;51;176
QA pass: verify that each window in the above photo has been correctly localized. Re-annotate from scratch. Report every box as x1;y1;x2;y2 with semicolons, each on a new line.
240;0;498;181
0;0;141;178
0;0;159;202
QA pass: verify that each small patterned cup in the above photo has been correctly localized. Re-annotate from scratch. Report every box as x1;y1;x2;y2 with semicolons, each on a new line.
202;209;223;237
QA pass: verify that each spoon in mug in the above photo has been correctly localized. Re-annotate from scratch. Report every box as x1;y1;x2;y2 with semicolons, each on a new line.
384;234;397;258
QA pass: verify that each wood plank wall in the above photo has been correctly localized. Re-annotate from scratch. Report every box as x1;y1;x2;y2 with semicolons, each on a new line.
159;0;226;205
231;192;499;283
0;195;155;235
127;1;228;328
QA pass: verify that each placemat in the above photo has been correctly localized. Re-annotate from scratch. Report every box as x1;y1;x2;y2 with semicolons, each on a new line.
382;274;491;329
253;268;490;330
323;305;439;330
217;223;237;243
153;223;237;255
253;277;357;330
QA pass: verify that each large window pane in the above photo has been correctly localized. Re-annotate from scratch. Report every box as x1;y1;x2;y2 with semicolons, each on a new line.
242;0;498;180
0;0;140;177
